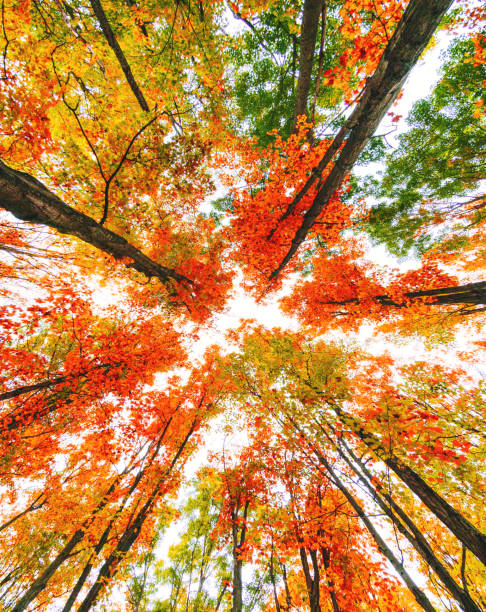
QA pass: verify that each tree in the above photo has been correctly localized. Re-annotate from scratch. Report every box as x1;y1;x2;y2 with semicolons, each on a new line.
221;328;485;609
0;0;484;610
148;472;231;612
366;35;486;258
1;355;223;611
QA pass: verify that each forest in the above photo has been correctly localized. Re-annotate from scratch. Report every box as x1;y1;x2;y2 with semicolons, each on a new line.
0;0;485;610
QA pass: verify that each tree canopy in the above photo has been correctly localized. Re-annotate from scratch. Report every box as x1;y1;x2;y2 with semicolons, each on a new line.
0;0;485;611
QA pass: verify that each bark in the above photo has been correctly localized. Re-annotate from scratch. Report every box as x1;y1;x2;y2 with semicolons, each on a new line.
232;557;243;612
194;533;214;610
62;420;175;610
337;439;482;612
0;363;123;433
215;584;228;611
292;0;324;132
61;552;96;612
88;0;149;111
310;2;326;124
299;547;313;605
231;498;249;612
320;281;486;315
332;404;486;567
379;281;486;307
0;160;191;288
0;494;45;533
317;452;439;612
309;549;321;612
13;423;172;611
269;0;454;280
269;544;281;612
75;421;196;611
62;473;142;612
298;544;321;612
281;563;292;611
320;547;339;612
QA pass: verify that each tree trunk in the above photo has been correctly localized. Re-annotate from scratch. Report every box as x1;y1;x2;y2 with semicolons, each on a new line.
232;556;243;612
88;0;149;111
332;404;486;567
292;0;324;132
269;543;281;612
75;421;195;611
13;422;172;611
281;563;292;611
309;549;321;612
298;545;321;612
0;363;119;433
0;494;45;533
0;160;190;288
0;363;116;403
336;439;482;612
318;281;486;317
11;475;122;612
320;546;339;612
231;498;249;612
317;452;439;612
270;0;454;280
62;473;145;612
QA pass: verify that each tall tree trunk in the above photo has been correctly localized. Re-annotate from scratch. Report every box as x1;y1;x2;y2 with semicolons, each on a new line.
0;494;45;533
0;363;119;433
298;544;321;612
309;549;322;612
75;421;195;611
335;438;482;612
281;562;292;611
316;451;439;612
61;465;151;612
13;422;172;612
320;547;339;612
270;0;454;280
0;364;112;402
88;0;149;111
11;475;123;612
331;404;486;566
269;543;281;612
320;281;486;315
292;0;324;132
231;498;249;612
232;556;243;612
310;2;327;124
0;160;191;289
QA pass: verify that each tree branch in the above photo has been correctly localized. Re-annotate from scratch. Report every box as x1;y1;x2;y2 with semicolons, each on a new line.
0;159;192;288
88;0;149;111
100;113;159;226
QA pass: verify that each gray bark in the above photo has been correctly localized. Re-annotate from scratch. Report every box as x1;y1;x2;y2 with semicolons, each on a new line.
331;404;486;567
317;451;439;612
75;421;196;611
